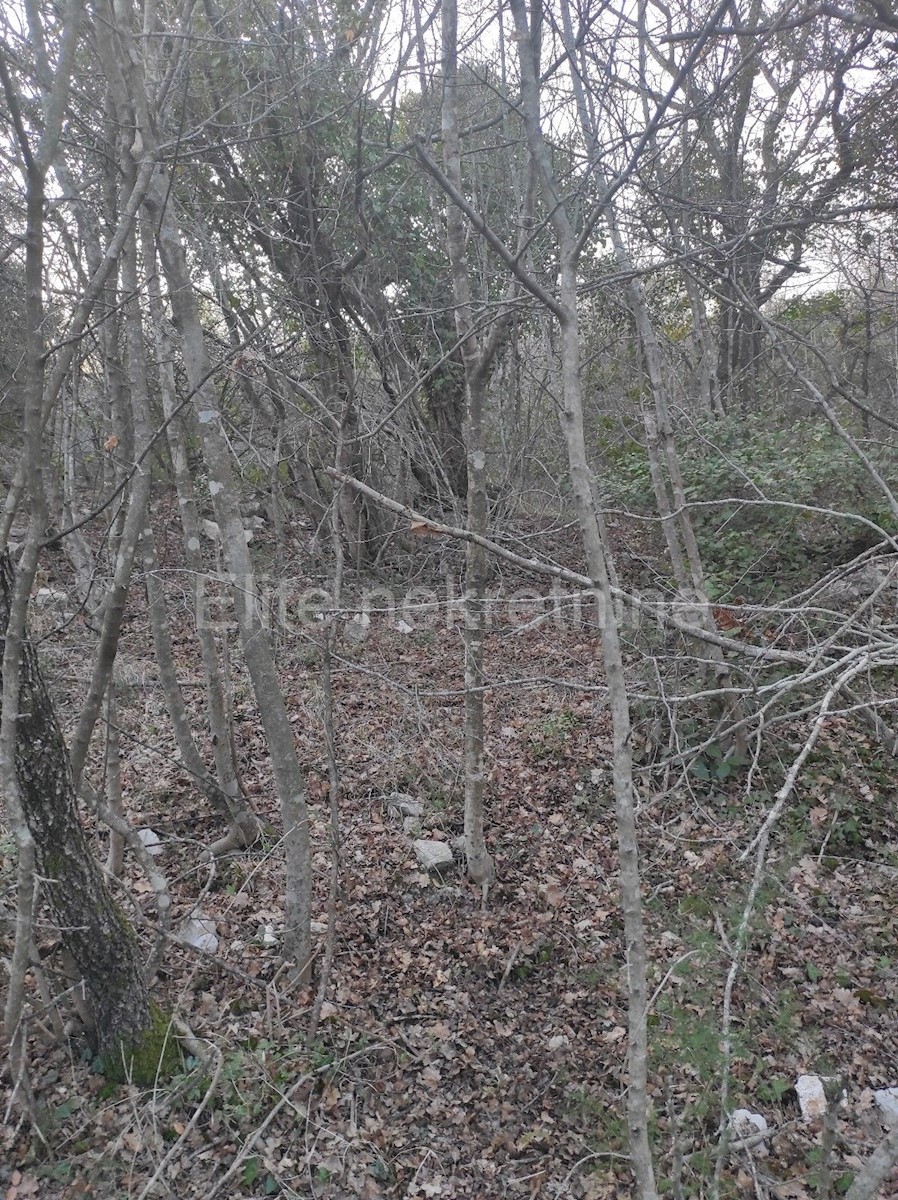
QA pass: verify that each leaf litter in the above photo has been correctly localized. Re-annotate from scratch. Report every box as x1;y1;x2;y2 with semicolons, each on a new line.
2;522;898;1198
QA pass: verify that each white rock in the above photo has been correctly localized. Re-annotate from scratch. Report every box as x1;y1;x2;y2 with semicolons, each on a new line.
35;587;68;606
137;828;164;856
258;924;278;947
403;815;423;836
311;920;328;934
344;612;370;643
548;1034;570;1052
387;793;423;818
181;915;219;954
202;519;220;541
395;619;415;634
796;1075;828;1121
729;1109;769;1155
413;839;454;873
874;1088;898;1130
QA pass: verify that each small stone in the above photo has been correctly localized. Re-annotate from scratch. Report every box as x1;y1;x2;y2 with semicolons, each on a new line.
413;839;454;873
387;793;423;818
202;519;220;541
34;587;68;606
344;612;370;643
311;920;328;934
395;619;414;634
137;828;164;856
548;1034;570;1052
403;815;423;836
181;915;219;954
729;1109;769;1156
796;1075;827;1121
874;1088;898;1130
257;924;278;947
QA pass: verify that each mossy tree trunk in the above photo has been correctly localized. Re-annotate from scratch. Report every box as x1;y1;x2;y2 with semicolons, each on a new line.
0;550;155;1069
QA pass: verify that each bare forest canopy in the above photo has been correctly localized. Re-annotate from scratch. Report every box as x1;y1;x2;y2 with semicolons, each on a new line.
1;0;898;1196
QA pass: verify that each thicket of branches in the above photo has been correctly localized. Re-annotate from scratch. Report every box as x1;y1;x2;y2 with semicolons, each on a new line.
1;0;897;1194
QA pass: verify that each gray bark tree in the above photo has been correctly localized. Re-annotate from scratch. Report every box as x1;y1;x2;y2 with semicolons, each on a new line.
95;0;313;973
508;1;657;1191
0;552;166;1078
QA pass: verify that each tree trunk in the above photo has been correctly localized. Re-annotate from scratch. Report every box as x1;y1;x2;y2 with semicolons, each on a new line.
440;0;497;894
510;1;658;1193
96;0;311;969
142;229;256;847
0;551;163;1075
146;174;313;973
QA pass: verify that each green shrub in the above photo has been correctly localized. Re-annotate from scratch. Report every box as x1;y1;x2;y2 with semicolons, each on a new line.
604;417;896;597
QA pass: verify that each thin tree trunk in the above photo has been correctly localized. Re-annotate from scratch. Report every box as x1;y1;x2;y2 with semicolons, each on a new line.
0;155;159;551
309;432;346;1042
96;0;310;968
0;6;87;1112
145;174;312;973
0;552;160;1073
142;230;252;841
67;67;154;785
843;1125;898;1200
509;2;658;1193
558;0;745;751
141;525;260;851
104;686;125;877
440;0;494;895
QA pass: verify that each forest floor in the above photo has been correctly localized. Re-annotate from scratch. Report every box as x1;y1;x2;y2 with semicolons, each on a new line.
2;509;898;1199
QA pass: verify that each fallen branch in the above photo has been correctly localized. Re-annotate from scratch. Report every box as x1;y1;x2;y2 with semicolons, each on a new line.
844;1123;898;1200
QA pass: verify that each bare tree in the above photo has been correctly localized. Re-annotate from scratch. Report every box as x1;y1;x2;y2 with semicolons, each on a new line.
507;1;658;1191
95;0;313;974
0;0;164;1098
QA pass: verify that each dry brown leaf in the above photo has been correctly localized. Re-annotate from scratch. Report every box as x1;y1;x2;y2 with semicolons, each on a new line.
773;1181;810;1199
409;520;442;537
421;1065;441;1090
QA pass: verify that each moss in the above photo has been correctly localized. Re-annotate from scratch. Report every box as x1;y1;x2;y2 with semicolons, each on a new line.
43;853;63;881
112;899;138;939
102;1003;182;1086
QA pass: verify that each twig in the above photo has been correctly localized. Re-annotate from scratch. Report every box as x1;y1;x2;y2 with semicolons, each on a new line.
205;1045;388;1200
558;1148;632;1192
498;942;521;991
136;1042;223;1200
843;1123;898;1200
712;660;870;1199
